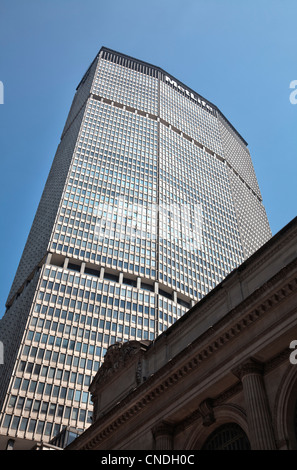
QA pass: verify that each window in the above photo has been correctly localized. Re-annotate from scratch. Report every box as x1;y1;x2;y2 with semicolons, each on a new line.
19;417;29;432
36;421;45;435
8;395;17;408
28;419;37;434
2;414;12;428
202;423;250;450
11;416;20;430
44;422;52;437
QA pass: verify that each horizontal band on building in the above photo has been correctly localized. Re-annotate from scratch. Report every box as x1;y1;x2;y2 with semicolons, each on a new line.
89;93;262;203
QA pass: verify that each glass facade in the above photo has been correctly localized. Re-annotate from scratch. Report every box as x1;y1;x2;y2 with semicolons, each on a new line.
0;47;271;447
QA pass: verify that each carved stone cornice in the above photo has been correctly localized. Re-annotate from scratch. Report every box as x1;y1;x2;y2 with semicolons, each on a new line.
238;224;297;280
70;268;297;450
264;348;291;374
213;382;243;406
162;260;297;364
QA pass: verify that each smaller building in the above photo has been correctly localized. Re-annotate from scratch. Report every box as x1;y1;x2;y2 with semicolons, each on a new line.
67;217;297;451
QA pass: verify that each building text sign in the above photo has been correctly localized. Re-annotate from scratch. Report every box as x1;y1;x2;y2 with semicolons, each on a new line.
165;76;214;114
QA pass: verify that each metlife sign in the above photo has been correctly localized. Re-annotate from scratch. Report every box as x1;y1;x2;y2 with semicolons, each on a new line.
164;75;215;115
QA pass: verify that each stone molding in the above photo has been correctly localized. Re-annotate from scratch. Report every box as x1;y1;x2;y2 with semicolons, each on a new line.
70;265;297;450
90;340;150;394
198;398;215;427
232;358;264;380
152;421;174;439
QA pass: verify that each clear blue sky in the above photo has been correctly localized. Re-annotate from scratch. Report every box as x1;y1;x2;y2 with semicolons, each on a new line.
0;0;296;317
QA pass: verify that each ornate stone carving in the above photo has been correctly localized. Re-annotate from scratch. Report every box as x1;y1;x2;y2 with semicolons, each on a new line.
92;340;150;387
198;398;215;427
152;420;174;439
232;358;264;380
136;359;143;386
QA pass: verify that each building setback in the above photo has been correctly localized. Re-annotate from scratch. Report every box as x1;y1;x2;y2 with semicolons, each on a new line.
0;47;271;449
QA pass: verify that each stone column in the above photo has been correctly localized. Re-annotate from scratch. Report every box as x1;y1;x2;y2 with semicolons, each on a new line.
233;359;276;450
152;421;174;450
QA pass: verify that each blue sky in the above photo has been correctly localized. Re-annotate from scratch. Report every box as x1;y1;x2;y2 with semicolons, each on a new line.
0;0;296;317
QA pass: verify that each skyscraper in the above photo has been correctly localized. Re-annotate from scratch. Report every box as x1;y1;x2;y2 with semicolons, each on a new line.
0;47;271;449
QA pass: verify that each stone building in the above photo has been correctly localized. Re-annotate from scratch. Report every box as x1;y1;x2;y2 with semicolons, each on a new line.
67;216;297;450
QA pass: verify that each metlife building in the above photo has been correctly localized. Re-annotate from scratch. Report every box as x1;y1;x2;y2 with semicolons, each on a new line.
0;47;271;449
